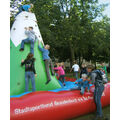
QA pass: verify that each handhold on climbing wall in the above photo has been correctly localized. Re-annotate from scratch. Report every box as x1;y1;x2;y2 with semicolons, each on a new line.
25;16;28;18
13;28;16;30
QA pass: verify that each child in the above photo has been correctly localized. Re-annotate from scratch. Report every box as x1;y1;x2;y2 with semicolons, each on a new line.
54;63;66;86
21;4;34;12
19;26;38;55
15;4;34;17
38;41;54;85
75;74;90;95
21;53;37;92
70;61;80;80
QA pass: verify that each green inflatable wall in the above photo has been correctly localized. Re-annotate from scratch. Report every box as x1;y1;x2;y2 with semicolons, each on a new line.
10;40;61;96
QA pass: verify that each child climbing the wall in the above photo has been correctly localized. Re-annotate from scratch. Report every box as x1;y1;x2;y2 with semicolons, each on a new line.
75;74;90;95
38;41;54;85
19;26;38;55
54;63;66;86
21;53;37;92
15;4;34;17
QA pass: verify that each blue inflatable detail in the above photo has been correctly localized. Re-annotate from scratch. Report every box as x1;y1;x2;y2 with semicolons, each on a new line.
10;80;93;98
49;80;93;92
10;91;32;98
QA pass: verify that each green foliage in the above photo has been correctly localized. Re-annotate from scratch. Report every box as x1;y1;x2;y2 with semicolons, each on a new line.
10;0;31;28
11;0;110;64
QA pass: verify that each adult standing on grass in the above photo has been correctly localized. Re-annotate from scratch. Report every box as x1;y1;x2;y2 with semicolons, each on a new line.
87;65;106;120
70;61;80;80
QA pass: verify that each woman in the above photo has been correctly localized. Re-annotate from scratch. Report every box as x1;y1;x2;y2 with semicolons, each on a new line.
21;53;37;92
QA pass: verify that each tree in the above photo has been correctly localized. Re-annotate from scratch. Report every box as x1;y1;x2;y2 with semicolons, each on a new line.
10;0;110;65
10;0;30;27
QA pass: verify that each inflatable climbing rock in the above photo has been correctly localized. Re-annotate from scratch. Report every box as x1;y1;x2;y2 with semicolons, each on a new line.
10;11;61;96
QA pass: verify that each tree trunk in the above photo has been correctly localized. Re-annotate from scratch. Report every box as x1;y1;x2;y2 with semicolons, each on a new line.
69;41;75;64
94;61;96;69
70;46;75;64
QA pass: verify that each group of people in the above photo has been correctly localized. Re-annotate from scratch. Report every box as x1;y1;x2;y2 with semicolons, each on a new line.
70;62;108;120
17;3;67;93
16;4;108;120
70;61;88;79
20;25;55;92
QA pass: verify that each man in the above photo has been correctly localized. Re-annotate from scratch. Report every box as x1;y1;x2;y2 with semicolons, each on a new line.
70;61;80;79
87;65;106;120
19;26;37;55
38;41;54;85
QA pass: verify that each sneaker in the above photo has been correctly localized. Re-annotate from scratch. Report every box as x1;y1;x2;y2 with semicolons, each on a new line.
19;48;24;51
45;80;51;85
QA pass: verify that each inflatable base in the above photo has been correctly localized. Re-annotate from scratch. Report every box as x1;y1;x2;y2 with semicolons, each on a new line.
10;83;110;120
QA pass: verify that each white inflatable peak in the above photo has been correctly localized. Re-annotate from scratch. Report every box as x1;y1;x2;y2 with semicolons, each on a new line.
10;11;43;47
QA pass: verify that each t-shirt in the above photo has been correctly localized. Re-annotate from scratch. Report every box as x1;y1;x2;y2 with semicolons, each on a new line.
54;66;65;76
25;30;37;40
38;45;50;60
22;5;31;11
72;64;79;72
